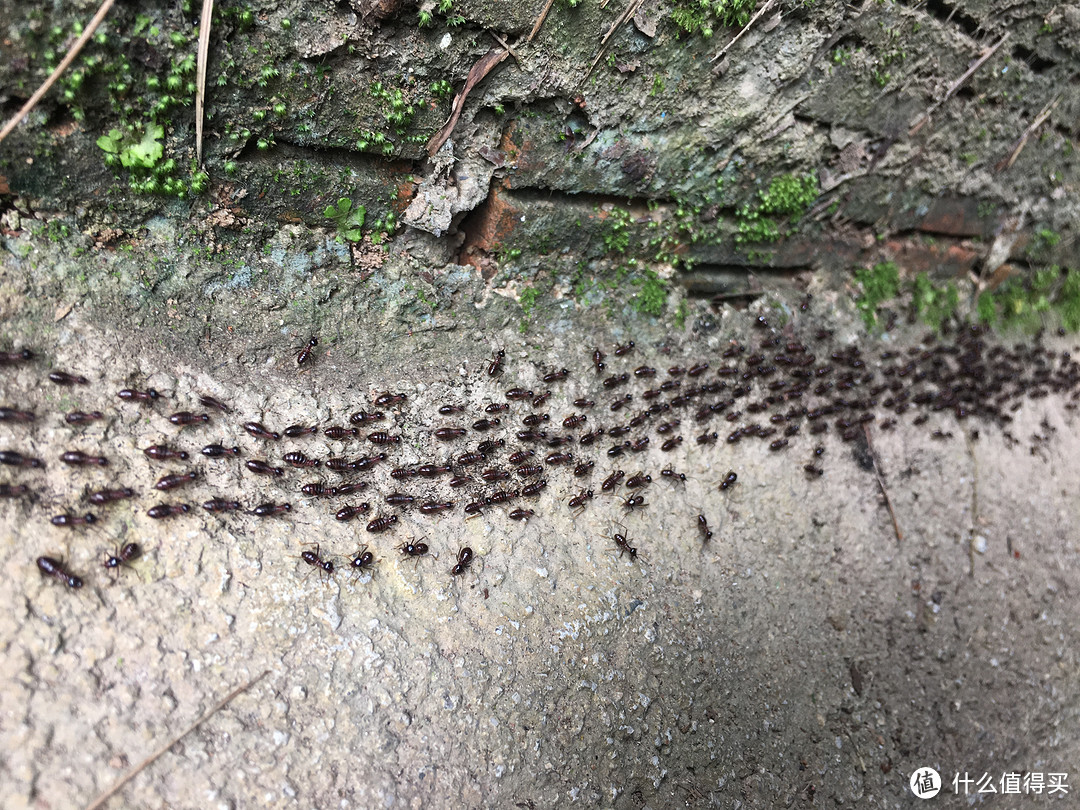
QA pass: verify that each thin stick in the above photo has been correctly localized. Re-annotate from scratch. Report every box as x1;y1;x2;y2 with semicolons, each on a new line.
908;34;1008;137
488;31;524;67
710;0;777;63
525;0;556;43
84;669;270;810
0;0;116;146
195;0;215;166
584;0;645;79
995;93;1060;173
862;425;903;543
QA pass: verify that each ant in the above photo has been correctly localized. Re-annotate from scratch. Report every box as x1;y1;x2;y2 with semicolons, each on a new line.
349;545;377;580
450;547;474;576
697;515;713;542
104;542;141;576
300;544;335;579
398;537;430;565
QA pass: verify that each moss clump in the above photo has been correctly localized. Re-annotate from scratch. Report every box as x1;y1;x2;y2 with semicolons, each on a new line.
323;198;366;243
854;261;900;329
978;267;1080;332
631;270;669;317
670;0;758;38
910;272;959;332
758;174;818;219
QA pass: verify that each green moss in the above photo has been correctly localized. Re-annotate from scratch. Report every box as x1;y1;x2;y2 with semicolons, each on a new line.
978;267;1080;332
910;272;958;332
323;198;366;243
603;207;633;255
853;261;900;329
631;270;669;317
673;298;689;329
670;0;757;38
758;173;818;219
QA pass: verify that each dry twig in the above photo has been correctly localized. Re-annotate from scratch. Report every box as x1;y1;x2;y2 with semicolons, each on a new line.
862;425;903;543
908;34;1009;137
710;0;777;63
0;0;116;147
584;0;645;79
195;0;215;166
84;669;270;810
995;94;1060;173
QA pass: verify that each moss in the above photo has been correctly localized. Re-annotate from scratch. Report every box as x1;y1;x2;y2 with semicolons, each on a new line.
673;298;690;329
979;267;1080;333
758;173;818;220
853;261;900;329
910;272;959;332
631;269;668;317
670;0;757;38
603;207;633;255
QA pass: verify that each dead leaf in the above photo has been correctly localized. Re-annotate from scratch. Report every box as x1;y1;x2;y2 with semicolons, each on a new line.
54;303;73;322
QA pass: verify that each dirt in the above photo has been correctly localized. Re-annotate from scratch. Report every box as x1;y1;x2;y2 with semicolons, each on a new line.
1;229;1078;809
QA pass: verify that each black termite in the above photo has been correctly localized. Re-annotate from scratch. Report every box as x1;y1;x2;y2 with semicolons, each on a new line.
472;418;499;431
451;547;475;576
296;337;318;367
458;451;486;467
118;387;160;402
336;482;368;496
543;368;569;383
769;438;789;451
37;556;83;589
155;471;199;491
804;464;824;477
661;466;686;483
283;452;320;468
546;435;573;448
698;515;713;542
0;407;35;423
668;366;686;377
369;431;401;444
488;348;506;377
720;471;738;490
300;544;334;576
434;427;468;440
603;373;629;389
243;422;280;440
48;371;88;386
336;503;372;521
613;531;637;559
477;439;505;455
579;428;605;446
104;542;141;572
508;450;535;465
417;463;453;478
516;430;546;443
398;538;429;557
302;482;337;497
354;454;388;471
61;450;108;466
601;470;625;492
250;502;292;516
607;442;631;457
485;403;510;414
449;475;472;488
367;515;400;533
65;410;104;425
147;503;190;519
198;395;231;413
634;366;656;378
386;492;416;507
574;460;595;477
464;501;485;516
626;472;651;489
51;512;98;527
143;444;187;461
563;414;588;429
509;507;535;521
485;489;520;506
784;424;800;437
630;437;650;452
609;424;631;438
656;420;680;434
592;347;606;373
627;413;648;428
506;388;533;401
169;412;210;427
532;391;552;408
568;489;594;512
373;392;407;407
284;424;319;438
610;394;632;411
573;398;595;409
687;362;709;377
439;404;466;415
623;494;646;512
324;426;359;439
390;467;419;480
203;498;242;513
521;479;547;496
350;545;376;577
420;501;455;515
513;464;541;478
0;348;33;365
522;413;549;428
350;410;385;425
246;460;284;476
614;341;635;356
87;487;137;505
325;458;358;472
642;388;661;400
647;402;670;416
